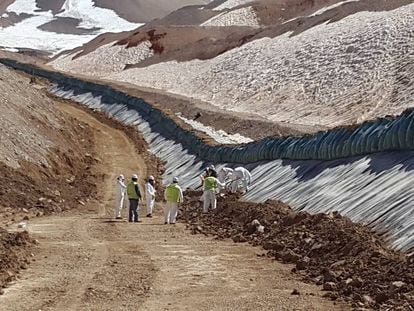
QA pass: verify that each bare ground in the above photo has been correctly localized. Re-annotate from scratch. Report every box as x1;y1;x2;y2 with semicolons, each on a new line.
0;102;348;310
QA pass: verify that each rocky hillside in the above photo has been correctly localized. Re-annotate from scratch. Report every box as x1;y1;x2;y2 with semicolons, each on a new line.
50;0;414;129
0;64;97;225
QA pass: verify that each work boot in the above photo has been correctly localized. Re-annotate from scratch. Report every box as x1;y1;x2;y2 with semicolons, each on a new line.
146;214;152;218
116;216;122;220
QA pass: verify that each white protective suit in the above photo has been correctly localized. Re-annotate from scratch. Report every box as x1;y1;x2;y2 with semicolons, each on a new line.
230;167;252;193
145;181;156;215
218;167;234;184
115;175;127;218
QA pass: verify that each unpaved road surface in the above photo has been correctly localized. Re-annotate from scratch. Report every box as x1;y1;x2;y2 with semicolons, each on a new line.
0;103;348;310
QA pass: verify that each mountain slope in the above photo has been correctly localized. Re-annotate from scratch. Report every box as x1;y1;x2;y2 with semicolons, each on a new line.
0;0;212;55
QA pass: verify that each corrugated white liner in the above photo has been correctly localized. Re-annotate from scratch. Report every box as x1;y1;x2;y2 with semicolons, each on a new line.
50;85;414;251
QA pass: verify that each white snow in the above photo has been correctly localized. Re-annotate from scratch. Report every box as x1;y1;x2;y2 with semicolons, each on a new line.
213;0;254;11
57;0;138;31
2;47;19;52
177;115;253;144
202;6;259;27
6;0;39;14
0;0;143;55
311;0;360;16
51;41;154;77
109;4;414;128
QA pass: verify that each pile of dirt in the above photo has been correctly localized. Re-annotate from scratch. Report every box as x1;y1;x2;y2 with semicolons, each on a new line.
180;191;414;310
0;114;98;227
0;228;36;290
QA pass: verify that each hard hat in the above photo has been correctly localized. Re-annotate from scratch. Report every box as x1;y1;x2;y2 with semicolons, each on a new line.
148;175;155;181
209;165;216;170
132;174;138;179
118;174;125;180
173;177;179;183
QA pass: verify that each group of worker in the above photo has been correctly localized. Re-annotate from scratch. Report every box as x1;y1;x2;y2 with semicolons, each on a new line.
114;165;251;223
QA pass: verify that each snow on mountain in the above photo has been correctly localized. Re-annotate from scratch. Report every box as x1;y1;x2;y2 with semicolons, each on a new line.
51;41;154;77
212;0;255;11
0;0;141;55
201;6;259;27
0;0;212;55
177;114;253;144
108;3;414;128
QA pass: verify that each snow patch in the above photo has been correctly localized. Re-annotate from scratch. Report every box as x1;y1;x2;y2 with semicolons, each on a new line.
51;41;154;77
6;0;40;14
213;0;254;11
0;0;143;55
311;0;360;16
109;5;414;127
202;6;259;27
177;115;253;144
57;0;139;31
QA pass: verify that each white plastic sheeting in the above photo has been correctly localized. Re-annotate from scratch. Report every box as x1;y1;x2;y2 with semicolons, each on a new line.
50;85;414;252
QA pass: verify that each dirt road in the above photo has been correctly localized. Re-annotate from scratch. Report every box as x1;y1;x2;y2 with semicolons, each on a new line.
1;103;348;311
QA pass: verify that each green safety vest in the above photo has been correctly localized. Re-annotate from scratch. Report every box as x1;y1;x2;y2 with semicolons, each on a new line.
204;176;218;191
165;183;181;203
127;181;139;199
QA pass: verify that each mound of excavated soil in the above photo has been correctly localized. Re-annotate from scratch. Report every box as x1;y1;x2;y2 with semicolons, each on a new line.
0;228;36;290
180;191;414;310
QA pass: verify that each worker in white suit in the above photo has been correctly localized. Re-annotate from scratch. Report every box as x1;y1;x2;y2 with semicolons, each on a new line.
145;176;156;218
218;167;234;183
115;174;127;219
230;167;252;193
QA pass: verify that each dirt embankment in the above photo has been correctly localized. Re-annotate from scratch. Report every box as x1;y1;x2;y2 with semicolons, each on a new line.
0;66;102;290
0;112;98;290
0;229;35;291
180;191;414;310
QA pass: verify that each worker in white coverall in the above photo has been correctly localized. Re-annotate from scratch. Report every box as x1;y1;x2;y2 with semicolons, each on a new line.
145;176;156;218
164;177;183;224
218;167;234;184
230;167;252;193
115;174;126;219
201;174;225;213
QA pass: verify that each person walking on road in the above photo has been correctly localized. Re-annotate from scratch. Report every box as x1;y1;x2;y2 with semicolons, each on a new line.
145;176;156;218
115;174;127;219
127;174;142;223
201;173;225;213
164;177;183;224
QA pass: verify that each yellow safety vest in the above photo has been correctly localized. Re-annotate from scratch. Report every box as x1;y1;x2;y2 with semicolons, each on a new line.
127;181;139;199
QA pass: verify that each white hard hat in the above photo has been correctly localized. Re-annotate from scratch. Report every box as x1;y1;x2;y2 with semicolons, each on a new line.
148;175;155;181
173;177;179;183
209;165;216;170
132;174;138;179
118;174;125;180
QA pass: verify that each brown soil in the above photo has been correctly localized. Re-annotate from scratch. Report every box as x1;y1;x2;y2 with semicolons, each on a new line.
0;0;14;15
0;112;97;228
181;191;414;310
0;12;32;29
38;17;100;35
0;229;35;290
35;0;66;14
93;0;210;23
